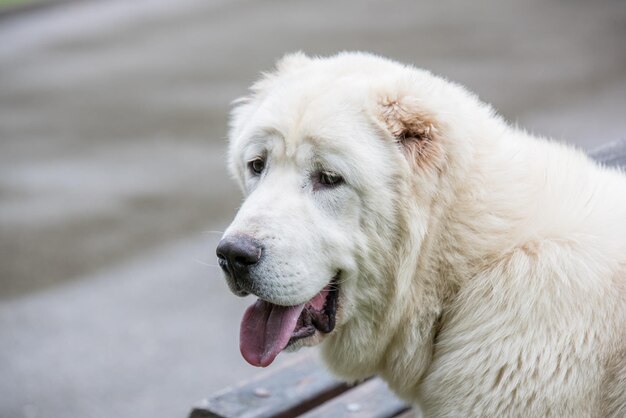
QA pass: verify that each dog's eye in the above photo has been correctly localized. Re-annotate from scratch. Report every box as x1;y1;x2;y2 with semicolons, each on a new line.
319;171;343;187
248;158;265;175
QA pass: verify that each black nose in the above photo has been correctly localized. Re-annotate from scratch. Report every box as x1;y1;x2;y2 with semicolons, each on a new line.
216;235;262;281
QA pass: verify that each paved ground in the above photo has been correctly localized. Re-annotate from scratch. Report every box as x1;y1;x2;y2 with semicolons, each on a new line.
0;0;625;417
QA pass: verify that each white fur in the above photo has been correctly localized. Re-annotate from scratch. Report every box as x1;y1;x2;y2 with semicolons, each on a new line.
223;52;626;417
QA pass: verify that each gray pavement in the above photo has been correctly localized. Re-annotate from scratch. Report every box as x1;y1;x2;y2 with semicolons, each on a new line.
0;0;625;417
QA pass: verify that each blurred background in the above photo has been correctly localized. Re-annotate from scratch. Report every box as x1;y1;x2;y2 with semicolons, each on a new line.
1;0;625;417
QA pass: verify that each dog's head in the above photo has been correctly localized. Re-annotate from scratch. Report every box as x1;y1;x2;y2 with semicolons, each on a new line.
217;52;462;369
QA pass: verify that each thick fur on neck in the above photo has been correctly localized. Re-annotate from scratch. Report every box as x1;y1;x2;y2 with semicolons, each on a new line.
319;56;497;391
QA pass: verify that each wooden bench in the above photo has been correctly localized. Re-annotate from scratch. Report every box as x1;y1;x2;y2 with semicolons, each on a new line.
189;352;415;418
190;139;625;418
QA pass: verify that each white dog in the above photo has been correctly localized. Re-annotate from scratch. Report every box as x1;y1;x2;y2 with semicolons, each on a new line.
216;52;626;417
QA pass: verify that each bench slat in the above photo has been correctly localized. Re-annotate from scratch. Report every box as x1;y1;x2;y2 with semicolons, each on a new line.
392;409;421;418
299;378;410;418
189;352;351;418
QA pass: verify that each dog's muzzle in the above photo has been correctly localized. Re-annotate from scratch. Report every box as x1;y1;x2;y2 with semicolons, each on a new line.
216;235;262;294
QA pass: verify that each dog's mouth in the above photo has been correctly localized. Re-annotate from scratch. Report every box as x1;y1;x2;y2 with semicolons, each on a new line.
239;276;339;367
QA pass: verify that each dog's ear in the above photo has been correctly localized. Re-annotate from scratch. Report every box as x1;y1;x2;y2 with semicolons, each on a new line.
376;96;445;172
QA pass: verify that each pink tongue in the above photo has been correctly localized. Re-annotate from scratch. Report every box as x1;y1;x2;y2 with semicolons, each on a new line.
240;300;305;367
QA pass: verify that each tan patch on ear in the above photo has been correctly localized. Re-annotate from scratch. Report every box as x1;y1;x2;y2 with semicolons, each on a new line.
379;97;444;172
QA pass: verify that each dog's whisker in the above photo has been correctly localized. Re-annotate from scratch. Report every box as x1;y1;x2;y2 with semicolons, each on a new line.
202;230;225;235
331;277;350;286
194;258;220;268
